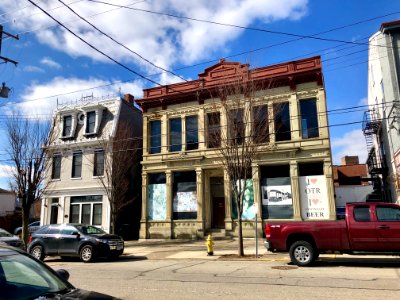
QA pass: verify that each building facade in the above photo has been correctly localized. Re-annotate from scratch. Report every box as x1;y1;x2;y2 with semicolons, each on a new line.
364;20;400;203
42;94;142;234
137;57;336;239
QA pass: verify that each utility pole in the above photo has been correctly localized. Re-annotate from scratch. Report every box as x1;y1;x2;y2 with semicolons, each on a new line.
0;25;19;65
0;25;19;98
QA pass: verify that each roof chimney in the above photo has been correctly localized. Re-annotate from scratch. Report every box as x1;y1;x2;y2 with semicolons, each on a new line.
123;94;134;104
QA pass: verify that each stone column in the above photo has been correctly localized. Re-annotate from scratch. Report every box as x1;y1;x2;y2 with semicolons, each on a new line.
252;164;263;236
139;173;148;239
166;170;173;238
224;169;232;231
161;113;168;153
220;108;227;148
317;89;329;139
244;100;252;144
289;93;300;141
40;198;47;226
143;115;148;155
198;108;205;149
324;161;336;220
196;168;204;237
290;161;302;220
181;116;186;151
268;104;275;143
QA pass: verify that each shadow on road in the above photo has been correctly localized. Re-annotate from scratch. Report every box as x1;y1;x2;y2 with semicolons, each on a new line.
44;255;148;264
310;257;400;268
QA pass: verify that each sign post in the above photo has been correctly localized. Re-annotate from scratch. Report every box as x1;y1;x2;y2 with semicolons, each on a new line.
253;203;259;258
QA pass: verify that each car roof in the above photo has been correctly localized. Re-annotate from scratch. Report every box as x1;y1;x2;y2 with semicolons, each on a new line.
0;244;25;257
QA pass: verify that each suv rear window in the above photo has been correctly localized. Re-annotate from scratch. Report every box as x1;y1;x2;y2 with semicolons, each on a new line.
354;206;370;222
35;226;49;234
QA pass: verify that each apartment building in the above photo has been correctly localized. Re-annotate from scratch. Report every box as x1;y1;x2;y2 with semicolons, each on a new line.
41;94;142;235
363;20;400;203
137;57;335;239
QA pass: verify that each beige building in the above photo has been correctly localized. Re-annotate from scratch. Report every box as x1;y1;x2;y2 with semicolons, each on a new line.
42;94;142;234
137;57;336;239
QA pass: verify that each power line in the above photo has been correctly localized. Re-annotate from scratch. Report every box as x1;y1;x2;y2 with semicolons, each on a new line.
88;0;399;49
56;0;187;82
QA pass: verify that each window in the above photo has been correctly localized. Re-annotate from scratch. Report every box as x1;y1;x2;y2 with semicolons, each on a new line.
93;150;104;176
169;118;182;152
148;173;167;220
274;102;291;141
149;120;161;154
51;154;61;179
253;105;269;143
229;108;244;145
62;115;72;137
207;112;221;148
354;207;370;222
70;195;102;225
72;151;82;178
186;115;198;150
173;171;197;220
86;111;96;134
376;206;400;221
300;98;319;139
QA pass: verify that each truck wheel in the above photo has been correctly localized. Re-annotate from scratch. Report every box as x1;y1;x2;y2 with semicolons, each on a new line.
289;241;316;266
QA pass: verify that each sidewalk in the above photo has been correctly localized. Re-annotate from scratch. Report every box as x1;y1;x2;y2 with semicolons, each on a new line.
123;238;289;261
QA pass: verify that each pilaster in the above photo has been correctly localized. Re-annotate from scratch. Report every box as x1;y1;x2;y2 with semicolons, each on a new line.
161;113;168;153
290;161;302;220
289;93;299;141
198;107;205;149
139;173;148;239
224;169;232;230
143;115;148;155
324;161;336;220
196;168;204;236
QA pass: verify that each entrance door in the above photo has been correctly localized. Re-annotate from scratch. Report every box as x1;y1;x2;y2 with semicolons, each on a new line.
212;197;225;228
50;205;59;224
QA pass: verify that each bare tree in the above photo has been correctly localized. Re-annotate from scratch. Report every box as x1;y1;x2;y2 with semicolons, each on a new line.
207;79;277;256
92;122;141;235
5;115;54;245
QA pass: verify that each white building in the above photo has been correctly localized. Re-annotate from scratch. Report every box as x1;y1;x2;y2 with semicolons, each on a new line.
364;20;400;203
41;94;142;234
0;188;16;216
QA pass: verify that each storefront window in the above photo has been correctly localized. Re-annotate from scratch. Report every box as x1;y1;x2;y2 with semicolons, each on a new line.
147;173;167;220
173;171;197;220
274;102;291;141
298;162;329;220
170;118;182;152
231;179;255;220
261;165;293;219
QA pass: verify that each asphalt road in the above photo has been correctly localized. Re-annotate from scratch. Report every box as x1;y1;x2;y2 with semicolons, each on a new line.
46;255;400;300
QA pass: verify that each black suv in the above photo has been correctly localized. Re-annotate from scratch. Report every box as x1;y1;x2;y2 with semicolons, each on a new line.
27;224;124;262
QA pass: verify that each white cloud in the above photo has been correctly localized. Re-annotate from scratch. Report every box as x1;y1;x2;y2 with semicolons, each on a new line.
2;77;145;117
0;164;14;179
331;129;368;165
40;57;62;69
2;0;308;70
23;65;44;73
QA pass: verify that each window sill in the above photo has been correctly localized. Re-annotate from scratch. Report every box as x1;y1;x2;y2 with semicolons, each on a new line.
60;135;73;140
71;177;82;180
92;175;105;179
83;132;97;137
50;179;61;182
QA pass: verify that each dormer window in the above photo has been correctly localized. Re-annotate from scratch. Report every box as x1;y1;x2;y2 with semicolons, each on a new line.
86;111;96;134
63;115;72;137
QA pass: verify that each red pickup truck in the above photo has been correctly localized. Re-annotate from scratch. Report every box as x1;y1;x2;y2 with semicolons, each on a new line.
264;202;400;266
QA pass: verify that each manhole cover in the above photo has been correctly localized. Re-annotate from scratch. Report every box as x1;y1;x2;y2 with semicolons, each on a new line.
271;266;298;270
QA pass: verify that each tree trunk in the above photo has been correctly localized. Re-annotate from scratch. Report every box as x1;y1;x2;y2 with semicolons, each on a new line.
237;217;244;256
21;207;30;246
110;213;117;235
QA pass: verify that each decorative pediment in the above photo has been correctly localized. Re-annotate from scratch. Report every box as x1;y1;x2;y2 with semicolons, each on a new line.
198;59;249;83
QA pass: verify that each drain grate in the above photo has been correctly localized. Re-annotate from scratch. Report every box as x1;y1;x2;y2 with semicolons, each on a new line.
271;266;298;270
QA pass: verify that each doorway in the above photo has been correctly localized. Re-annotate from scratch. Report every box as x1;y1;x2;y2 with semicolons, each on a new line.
210;177;225;228
50;205;58;224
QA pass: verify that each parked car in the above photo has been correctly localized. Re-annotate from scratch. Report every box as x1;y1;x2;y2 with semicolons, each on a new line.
0;244;118;299
28;223;124;262
14;220;41;236
264;202;400;266
0;228;25;250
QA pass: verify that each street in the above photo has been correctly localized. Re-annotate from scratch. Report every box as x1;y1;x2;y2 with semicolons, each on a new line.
46;255;400;300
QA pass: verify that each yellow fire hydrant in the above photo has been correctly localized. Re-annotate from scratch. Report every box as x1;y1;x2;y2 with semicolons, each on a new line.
206;234;214;256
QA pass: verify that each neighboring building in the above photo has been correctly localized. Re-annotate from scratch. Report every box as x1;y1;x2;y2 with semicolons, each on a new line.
42;94;142;235
364;20;400;203
333;156;373;218
137;56;336;239
0;188;16;216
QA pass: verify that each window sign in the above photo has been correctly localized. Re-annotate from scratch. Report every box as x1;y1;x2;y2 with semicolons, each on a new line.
148;184;167;220
173;190;197;213
261;177;293;219
231;179;255;220
299;175;329;219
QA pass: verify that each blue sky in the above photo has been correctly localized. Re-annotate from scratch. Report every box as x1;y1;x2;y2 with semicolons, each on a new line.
0;0;398;189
